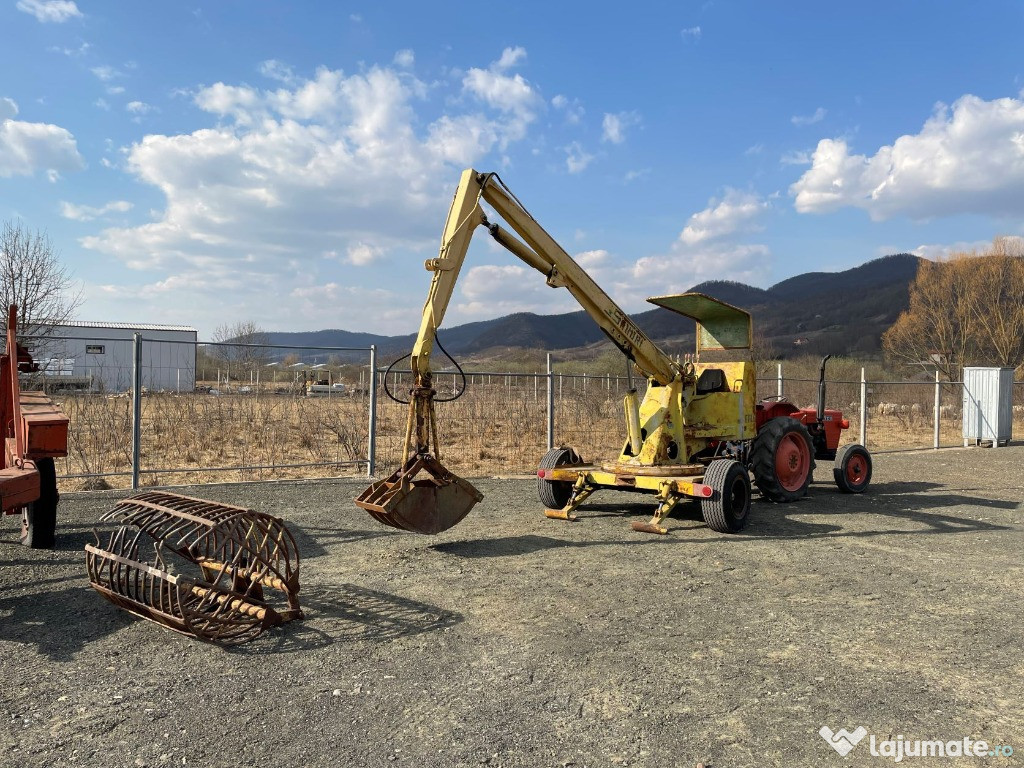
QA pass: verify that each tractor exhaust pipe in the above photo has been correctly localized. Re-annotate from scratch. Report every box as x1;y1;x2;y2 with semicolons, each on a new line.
816;354;833;424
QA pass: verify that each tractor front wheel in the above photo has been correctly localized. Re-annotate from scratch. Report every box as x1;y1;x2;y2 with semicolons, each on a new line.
537;447;582;509
701;459;752;533
750;417;815;502
834;444;872;493
21;457;58;549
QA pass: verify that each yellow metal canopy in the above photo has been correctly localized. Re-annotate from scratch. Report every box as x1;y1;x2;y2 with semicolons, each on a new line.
646;292;752;352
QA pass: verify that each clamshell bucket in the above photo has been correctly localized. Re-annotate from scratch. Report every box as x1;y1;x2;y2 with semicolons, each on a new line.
85;491;302;645
356;454;483;535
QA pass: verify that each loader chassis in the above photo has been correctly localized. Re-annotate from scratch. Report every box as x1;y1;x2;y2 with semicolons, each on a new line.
356;169;870;536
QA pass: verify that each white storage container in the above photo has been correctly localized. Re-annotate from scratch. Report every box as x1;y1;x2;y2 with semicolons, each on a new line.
962;367;1015;447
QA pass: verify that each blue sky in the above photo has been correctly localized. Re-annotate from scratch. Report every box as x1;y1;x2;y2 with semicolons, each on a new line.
2;1;1023;338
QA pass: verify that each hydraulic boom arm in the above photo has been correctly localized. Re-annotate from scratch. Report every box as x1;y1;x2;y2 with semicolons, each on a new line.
411;169;680;387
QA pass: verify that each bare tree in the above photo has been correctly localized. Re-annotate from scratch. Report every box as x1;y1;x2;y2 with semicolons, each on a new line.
883;239;1024;378
0;220;82;343
210;321;271;378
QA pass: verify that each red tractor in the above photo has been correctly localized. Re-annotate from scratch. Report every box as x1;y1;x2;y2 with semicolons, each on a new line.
752;355;872;500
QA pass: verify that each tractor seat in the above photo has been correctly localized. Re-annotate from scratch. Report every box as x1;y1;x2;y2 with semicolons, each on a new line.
696;367;729;395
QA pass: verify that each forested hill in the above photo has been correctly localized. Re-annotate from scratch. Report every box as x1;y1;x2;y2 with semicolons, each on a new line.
263;253;922;360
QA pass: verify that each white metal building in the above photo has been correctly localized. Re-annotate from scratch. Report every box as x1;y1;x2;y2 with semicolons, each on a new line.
30;321;198;393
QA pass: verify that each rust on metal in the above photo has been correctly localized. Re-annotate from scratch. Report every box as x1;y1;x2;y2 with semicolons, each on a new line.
86;491;302;645
356;453;483;535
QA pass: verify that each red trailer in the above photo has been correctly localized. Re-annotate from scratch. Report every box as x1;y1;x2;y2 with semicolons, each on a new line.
1;305;69;548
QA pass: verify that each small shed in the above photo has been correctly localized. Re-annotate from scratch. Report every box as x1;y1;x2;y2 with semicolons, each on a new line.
962;367;1015;447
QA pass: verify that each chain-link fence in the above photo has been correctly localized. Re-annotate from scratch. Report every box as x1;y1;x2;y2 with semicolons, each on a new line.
37;335;1024;490
374;369;647;475
41;336;374;488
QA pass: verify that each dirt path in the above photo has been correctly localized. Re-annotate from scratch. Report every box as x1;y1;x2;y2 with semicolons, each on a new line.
1;446;1022;767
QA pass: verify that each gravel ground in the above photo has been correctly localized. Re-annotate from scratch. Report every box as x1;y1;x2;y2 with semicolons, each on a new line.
1;446;1022;768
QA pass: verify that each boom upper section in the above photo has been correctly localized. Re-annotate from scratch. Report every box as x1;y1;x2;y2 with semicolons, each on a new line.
411;169;681;386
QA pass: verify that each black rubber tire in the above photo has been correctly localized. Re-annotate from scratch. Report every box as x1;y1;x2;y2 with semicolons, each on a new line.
701;459;752;533
537;447;580;509
749;416;816;502
834;443;872;493
21;457;58;549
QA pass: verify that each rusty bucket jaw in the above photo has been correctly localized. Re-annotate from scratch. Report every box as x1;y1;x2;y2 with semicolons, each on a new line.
357;378;483;535
356;454;483;535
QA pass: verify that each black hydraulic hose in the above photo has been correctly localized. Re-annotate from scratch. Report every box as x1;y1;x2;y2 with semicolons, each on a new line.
432;335;468;403
382;352;412;404
380;334;468;405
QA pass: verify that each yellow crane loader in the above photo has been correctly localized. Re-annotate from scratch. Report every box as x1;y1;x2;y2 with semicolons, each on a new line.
356;169;870;536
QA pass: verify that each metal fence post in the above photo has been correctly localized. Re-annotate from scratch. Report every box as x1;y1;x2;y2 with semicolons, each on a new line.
546;353;554;451
933;370;940;449
859;367;867;447
777;362;783;397
131;333;142;490
367;345;378;477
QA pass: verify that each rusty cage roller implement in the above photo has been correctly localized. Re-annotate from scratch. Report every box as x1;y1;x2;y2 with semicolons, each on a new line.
86;491;302;645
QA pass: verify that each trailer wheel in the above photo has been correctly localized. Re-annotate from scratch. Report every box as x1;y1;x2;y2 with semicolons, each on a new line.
701;459;751;533
21;457;58;549
834;444;872;493
537;448;581;509
750;416;815;502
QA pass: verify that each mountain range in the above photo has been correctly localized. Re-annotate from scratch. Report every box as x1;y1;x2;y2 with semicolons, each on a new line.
263;253;922;363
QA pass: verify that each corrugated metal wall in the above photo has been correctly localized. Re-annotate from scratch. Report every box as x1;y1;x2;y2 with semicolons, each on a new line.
962;367;1015;445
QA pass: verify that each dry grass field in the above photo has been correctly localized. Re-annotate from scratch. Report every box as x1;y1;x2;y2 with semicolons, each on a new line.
49;370;1024;490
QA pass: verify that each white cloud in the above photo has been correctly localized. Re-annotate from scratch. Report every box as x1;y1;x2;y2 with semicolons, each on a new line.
791;107;827;126
456;263;576;317
60;200;132;221
16;0;81;23
393;49;415;68
678;189;768;245
50;41;91;57
910;239;1001;261
346;241;384;266
780;148;812;165
745;143;764;156
681;26;702;41
0;105;84;178
106;86;125;96
259;59;296;84
126;101;154;115
576;249;609;268
791;93;1024;220
462;49;541;145
79;53;560;333
94;98;110;111
632;190;772;289
565;142;593;174
494;46;527;71
602;111;641;144
91;65;122;82
552;94;584;125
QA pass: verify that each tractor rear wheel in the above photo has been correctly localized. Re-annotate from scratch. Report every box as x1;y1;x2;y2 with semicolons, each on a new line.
834;444;872;493
537;447;581;509
701;459;751;533
750;416;815;502
21;457;58;549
